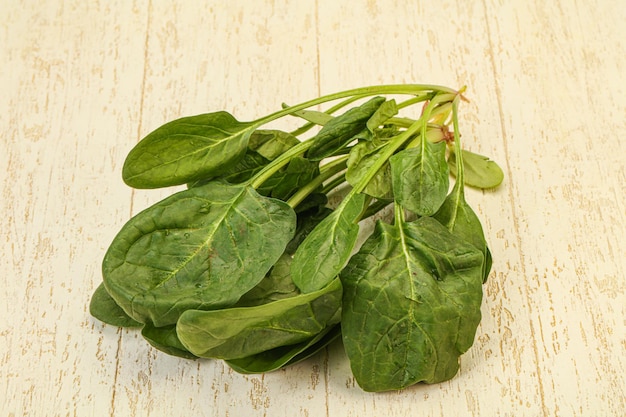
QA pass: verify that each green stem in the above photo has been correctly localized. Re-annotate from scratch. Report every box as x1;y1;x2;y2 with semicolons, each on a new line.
249;140;314;189
251;84;459;129
321;172;348;195
286;156;348;208
451;97;465;197
359;198;393;221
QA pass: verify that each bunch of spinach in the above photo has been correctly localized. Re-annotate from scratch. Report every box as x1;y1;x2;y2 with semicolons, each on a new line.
90;84;503;392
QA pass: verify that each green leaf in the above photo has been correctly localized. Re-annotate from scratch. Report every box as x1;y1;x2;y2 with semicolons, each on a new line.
226;325;341;374
390;141;449;216
235;254;300;307
176;278;342;359
447;149;504;189
346;140;393;199
341;216;484;391
306;97;386;161
102;181;296;326
291;193;367;293
366;99;398;132
257;156;320;201
248;129;300;161
89;282;142;328
141;323;198;359
284;106;334;126
434;180;492;282
285;206;332;255
122;112;255;189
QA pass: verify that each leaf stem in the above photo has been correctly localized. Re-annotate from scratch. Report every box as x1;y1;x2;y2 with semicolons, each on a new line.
286;156;348;208
251;84;459;130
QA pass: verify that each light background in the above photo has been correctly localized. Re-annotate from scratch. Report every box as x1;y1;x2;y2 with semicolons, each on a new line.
1;1;624;416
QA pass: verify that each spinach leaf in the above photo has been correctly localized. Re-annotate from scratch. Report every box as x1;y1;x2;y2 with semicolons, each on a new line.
447;148;504;189
141;323;198;359
341;215;484;391
248;129;300;160
234;254;299;307
366;99;398;132
123;112;256;189
89;283;142;328
291;193;367;293
389;140;449;216
284;106;334;126
226;325;341;374
434;179;492;282
176;278;342;359
306;97;386;161
256;156;320;201
102;181;296;326
345;140;393;199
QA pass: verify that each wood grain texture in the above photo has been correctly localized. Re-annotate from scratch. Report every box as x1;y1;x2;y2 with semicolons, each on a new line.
1;1;624;416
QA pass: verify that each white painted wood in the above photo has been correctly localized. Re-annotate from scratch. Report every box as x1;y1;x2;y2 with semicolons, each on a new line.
1;1;624;416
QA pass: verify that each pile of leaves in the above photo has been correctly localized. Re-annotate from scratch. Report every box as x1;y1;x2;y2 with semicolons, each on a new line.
90;84;503;392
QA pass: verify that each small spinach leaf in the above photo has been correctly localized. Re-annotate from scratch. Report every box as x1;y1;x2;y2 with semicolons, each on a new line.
366;99;398;132
123;112;255;189
141;323;198;359
306;97;386;161
89;283;142;328
257;156;320;201
447;148;504;189
291;193;367;293
235;254;299;307
346;140;393;199
176;278;342;359
389;141;449;216
226;325;341;374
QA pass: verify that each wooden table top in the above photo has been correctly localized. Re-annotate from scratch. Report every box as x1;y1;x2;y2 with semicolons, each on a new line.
1;1;624;416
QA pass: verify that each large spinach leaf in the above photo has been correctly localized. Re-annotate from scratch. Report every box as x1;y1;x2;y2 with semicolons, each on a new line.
123;112;256;189
176;278;342;359
102;181;296;326
341;215;484;391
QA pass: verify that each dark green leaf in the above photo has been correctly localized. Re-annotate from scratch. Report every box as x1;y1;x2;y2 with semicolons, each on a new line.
226;325;341;374
346;140;393;199
176;278;342;359
341;216;484;391
390;141;449;216
248;129;300;160
283;106;334;126
89;282;142;328
366;99;398;132
102;181;296;326
291;193;367;293
448;148;504;189
257;156;320;201
434;180;492;282
141;323;198;359
235;254;299;307
306;97;386;161
122;112;255;189
285;206;333;255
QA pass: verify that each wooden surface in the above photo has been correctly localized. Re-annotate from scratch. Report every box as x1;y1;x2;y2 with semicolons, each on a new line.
1;1;625;416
